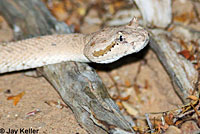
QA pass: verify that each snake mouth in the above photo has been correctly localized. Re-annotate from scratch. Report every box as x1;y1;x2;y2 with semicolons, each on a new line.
92;41;119;57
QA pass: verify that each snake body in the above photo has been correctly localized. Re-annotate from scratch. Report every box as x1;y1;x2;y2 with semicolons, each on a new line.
0;18;149;74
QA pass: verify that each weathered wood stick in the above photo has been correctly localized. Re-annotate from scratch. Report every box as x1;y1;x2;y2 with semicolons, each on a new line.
149;29;198;103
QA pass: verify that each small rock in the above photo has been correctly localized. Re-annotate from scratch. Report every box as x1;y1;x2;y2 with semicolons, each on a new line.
165;126;181;134
180;121;200;134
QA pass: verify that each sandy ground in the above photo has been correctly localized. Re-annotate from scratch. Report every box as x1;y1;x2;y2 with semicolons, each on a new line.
0;73;87;134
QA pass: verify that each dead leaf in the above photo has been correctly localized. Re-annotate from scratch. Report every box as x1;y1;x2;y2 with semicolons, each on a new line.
77;7;86;16
134;83;141;95
187;95;198;101
144;80;149;89
179;40;188;50
133;126;145;133
108;4;115;14
164;113;174;125
174;11;195;24
124;79;132;87
122;101;139;116
7;91;25;106
0;16;4;23
50;2;68;21
116;101;123;109
178;50;195;61
45;100;67;109
25;109;40;118
119;95;130;101
175;120;184;126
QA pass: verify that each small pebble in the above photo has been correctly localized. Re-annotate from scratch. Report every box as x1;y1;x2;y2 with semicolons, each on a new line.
165;126;181;134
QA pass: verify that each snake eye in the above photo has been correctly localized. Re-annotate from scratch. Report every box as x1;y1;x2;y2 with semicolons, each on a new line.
119;35;123;41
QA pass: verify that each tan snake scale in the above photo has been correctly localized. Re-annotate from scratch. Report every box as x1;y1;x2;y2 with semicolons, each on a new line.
0;18;149;74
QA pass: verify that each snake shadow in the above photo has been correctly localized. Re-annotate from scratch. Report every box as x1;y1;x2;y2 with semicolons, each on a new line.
88;45;150;71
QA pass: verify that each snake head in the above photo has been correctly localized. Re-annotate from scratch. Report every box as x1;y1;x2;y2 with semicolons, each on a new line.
84;18;149;63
